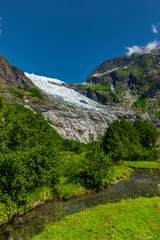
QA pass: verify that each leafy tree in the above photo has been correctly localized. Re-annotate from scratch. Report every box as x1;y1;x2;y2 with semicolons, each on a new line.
0;146;60;205
0;96;63;205
63;139;87;154
102;119;139;162
102;118;159;162
133;119;159;149
68;141;113;191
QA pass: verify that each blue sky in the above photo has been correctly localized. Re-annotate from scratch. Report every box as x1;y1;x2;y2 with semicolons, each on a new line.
0;0;160;83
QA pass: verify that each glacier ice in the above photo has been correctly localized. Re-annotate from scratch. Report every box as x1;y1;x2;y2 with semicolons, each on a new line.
25;72;102;111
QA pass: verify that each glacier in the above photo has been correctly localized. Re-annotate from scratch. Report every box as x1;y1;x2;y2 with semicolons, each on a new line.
25;72;102;111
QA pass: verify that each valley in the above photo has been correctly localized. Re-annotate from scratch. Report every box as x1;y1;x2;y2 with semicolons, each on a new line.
0;50;160;239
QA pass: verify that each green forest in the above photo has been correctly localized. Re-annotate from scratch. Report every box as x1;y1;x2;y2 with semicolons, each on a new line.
0;95;159;223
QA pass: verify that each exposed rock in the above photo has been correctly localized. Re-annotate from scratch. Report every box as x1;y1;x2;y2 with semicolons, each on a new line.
0;54;52;107
86;51;160;101
0;54;33;89
0;52;159;143
40;97;146;143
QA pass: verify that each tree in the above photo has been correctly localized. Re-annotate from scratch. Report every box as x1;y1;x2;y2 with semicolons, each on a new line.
68;140;113;191
102;119;139;162
133;119;159;149
102;118;159;162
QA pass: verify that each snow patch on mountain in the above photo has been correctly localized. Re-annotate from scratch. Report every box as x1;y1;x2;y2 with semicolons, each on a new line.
93;68;119;77
25;73;102;111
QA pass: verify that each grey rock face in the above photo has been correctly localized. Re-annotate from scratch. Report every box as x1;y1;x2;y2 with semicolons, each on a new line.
72;87;109;104
40;97;145;143
0;54;51;107
0;54;34;89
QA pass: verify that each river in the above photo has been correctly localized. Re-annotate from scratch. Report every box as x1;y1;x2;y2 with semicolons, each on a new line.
0;169;160;240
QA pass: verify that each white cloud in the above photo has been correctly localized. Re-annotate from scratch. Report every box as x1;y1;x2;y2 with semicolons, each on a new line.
152;24;158;33
126;46;143;56
145;41;159;52
126;41;160;56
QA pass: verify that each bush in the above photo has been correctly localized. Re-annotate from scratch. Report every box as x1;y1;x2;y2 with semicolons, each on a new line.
102;119;139;162
102;118;159;162
0;97;64;206
134;119;159;149
63;139;87;154
0;146;60;205
132;97;147;111
68;141;113;191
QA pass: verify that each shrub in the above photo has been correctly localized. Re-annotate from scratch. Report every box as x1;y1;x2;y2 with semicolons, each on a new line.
133;97;147;111
134;119;159;149
68;141;113;191
102;118;159;162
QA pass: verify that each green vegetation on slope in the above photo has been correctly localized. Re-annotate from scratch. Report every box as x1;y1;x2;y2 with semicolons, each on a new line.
132;97;147;111
75;83;111;92
9;90;24;99
0;96;112;221
0;95;159;224
17;85;44;100
32;197;160;240
0;96;65;212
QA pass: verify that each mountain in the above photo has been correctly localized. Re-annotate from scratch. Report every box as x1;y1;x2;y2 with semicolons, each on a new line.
0;54;53;109
86;47;160;106
0;52;156;142
69;49;160;127
24;73;139;142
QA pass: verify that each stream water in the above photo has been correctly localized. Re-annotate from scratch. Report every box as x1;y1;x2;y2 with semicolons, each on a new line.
0;169;160;240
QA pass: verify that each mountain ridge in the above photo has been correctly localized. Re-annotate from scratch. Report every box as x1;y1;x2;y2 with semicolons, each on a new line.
0;52;157;142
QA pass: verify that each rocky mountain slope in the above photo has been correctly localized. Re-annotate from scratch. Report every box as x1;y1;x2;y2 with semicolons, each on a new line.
86;48;160;104
24;73;141;142
0;52;156;142
0;54;53;108
69;48;160;123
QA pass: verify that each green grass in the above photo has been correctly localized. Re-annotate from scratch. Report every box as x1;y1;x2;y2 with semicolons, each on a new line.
55;180;86;200
17;85;44;100
123;161;160;169
109;161;160;184
132;97;147;111
115;88;123;94
9;90;24;99
75;83;111;92
74;83;86;89
110;165;133;183
0;186;53;224
32;197;160;240
90;85;111;91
